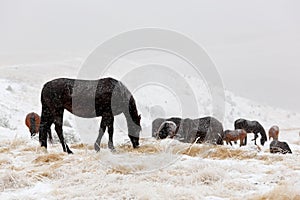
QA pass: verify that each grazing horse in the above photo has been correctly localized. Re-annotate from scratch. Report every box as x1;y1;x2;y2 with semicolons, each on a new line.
25;112;41;137
223;129;247;147
39;77;141;154
268;125;292;154
189;117;224;145
234;118;267;146
152;117;182;138
268;125;279;140
152;116;224;145
155;121;177;139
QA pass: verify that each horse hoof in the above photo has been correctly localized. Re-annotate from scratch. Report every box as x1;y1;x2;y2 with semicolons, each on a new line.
94;143;100;152
110;148;116;153
133;145;140;149
67;150;73;154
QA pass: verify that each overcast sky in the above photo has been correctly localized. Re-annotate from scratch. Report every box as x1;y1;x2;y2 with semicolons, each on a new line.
1;0;300;112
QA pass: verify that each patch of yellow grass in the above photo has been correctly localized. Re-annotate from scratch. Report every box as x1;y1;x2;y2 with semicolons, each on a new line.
106;164;145;175
106;165;133;175
172;144;258;160
202;146;258;160
0;159;11;166
33;153;64;164
21;146;36;152
9;138;27;149
117;144;162;154
0;147;10;153
252;185;300;200
70;143;96;150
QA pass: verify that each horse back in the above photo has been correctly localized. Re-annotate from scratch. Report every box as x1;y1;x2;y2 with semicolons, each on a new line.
41;77;131;118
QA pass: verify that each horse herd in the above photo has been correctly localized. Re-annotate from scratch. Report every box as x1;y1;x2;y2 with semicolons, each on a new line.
25;77;292;155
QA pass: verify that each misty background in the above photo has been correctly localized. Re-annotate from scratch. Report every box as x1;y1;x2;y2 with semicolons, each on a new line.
0;0;300;112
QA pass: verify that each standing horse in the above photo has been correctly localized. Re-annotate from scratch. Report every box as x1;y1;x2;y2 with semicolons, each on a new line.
234;118;267;146
268;125;279;140
39;77;141;154
25;112;41;137
223;129;247;147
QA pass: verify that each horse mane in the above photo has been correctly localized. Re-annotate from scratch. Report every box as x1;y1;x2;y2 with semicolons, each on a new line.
128;95;141;126
256;121;267;144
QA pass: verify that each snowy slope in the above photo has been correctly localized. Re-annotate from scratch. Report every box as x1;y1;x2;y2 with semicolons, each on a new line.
0;58;300;199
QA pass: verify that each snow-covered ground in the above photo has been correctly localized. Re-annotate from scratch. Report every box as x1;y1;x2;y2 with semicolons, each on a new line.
0;58;300;199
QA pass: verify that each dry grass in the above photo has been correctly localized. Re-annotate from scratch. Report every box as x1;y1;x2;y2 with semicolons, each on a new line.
33;153;64;164
0;147;10;153
106;166;133;175
171;144;259;160
21;146;37;152
252;185;300;200
0;159;11;166
70;143;95;150
9;138;28;149
106;164;145;175
117;144;162;154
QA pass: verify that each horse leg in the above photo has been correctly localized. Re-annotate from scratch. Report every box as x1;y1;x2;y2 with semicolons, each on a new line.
39;106;53;149
244;135;247;145
54;113;73;154
229;141;232;146
107;118;115;151
253;133;258;145
108;126;115;151
94;119;106;152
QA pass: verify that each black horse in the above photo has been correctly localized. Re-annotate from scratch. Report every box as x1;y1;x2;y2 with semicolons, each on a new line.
234;118;267;146
155;121;177;139
152;117;182;138
152;116;224;145
270;140;292;154
39;77;141;154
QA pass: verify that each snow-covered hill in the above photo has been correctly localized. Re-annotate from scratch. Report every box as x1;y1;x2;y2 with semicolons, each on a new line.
0;59;299;199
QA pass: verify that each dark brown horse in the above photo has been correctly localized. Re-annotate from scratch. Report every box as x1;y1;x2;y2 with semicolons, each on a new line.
152;116;224;145
155;121;178;139
234;118;267;146
25;112;41;137
268;125;292;154
39;77;141;154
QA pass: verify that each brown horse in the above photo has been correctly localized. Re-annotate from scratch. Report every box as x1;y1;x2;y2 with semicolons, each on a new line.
25;112;41;137
268;125;279;140
223;129;247;147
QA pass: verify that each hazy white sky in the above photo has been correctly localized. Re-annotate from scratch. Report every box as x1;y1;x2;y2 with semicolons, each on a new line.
1;0;300;111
